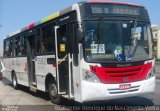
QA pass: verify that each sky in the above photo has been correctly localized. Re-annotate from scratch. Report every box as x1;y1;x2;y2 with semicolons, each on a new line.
0;0;159;55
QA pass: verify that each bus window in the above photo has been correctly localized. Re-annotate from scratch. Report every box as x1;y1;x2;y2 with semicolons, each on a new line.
11;34;27;56
11;38;16;57
4;40;11;57
10;39;14;57
41;24;55;55
14;36;20;56
4;35;26;57
36;28;41;55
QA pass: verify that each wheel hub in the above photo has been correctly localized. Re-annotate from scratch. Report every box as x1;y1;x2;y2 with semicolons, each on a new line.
50;84;57;97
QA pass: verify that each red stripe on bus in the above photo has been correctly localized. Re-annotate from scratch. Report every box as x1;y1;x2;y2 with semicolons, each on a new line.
90;63;152;84
53;64;56;67
28;23;35;29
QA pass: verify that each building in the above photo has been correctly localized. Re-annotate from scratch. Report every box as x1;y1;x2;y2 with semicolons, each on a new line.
152;25;160;59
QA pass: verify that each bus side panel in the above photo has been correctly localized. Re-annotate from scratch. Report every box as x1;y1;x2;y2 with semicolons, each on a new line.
72;44;83;102
15;57;29;86
2;58;12;81
35;55;56;91
3;57;29;86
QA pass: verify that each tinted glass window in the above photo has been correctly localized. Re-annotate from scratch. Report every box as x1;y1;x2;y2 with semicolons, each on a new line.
83;20;152;63
37;24;55;55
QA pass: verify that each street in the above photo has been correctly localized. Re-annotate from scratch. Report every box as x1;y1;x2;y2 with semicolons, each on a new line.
0;75;160;111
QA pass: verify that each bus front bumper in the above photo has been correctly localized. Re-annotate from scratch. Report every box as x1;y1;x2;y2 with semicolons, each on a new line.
81;77;155;102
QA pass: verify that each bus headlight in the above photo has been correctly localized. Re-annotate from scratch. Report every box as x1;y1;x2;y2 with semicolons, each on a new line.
83;69;100;83
146;68;155;79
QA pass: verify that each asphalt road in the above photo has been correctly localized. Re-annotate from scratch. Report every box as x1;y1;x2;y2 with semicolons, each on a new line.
0;77;160;111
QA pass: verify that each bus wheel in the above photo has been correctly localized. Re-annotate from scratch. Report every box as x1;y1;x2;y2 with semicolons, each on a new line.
48;80;61;104
12;73;18;89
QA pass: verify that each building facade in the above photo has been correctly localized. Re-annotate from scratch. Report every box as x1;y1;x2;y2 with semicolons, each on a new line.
152;25;160;59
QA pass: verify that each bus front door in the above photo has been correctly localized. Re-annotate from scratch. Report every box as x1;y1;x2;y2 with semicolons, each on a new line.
27;35;36;91
55;25;70;95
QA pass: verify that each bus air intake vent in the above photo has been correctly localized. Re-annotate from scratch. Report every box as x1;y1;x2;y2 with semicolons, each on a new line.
105;66;142;77
108;85;140;94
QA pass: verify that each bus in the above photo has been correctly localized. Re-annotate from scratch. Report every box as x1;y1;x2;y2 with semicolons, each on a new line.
3;0;155;104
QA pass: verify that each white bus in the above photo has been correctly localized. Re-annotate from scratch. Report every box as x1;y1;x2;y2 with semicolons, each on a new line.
3;0;155;104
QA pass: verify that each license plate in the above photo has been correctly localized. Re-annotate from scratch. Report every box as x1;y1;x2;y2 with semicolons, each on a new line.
119;84;131;90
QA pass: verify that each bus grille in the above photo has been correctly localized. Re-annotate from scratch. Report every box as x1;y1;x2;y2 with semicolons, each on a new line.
105;65;142;77
108;85;140;94
90;63;152;84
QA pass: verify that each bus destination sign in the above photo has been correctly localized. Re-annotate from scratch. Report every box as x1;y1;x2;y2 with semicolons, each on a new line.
91;5;140;16
84;4;148;19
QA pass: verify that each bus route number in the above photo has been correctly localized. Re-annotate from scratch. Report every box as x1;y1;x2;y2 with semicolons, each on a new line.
91;44;105;54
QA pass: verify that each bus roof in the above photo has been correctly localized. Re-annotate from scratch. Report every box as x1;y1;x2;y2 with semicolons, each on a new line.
5;1;142;39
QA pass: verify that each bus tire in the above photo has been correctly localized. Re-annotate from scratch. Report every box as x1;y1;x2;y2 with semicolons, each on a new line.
48;80;61;104
12;72;18;89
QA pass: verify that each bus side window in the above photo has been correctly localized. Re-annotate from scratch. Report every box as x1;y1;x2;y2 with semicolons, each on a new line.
18;34;26;56
4;40;11;57
15;36;20;56
10;39;13;57
40;24;55;55
40;41;45;54
12;38;16;57
36;28;42;55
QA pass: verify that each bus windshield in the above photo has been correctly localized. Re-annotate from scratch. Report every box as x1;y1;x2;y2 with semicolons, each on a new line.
83;20;153;63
